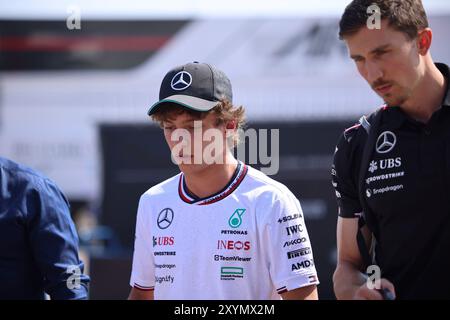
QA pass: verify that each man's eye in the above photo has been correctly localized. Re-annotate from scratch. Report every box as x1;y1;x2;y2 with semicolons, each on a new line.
164;126;174;130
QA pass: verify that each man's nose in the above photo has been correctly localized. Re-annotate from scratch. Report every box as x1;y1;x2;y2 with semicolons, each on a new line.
366;60;384;84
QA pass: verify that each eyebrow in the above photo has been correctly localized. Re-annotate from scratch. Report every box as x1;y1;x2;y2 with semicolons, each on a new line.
350;44;391;60
163;117;196;125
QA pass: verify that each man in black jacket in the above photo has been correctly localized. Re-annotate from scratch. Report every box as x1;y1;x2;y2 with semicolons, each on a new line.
332;0;450;299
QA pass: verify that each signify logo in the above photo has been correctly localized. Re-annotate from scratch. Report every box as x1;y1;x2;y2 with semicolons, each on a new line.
220;267;244;280
228;209;246;228
155;275;174;284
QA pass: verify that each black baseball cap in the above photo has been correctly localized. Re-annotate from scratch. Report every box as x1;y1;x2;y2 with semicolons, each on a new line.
147;62;233;116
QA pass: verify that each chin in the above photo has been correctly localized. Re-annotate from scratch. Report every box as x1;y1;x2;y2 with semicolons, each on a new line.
384;96;407;107
380;89;404;106
178;162;208;174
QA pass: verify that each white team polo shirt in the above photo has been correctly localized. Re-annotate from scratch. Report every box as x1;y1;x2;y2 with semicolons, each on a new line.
130;162;319;299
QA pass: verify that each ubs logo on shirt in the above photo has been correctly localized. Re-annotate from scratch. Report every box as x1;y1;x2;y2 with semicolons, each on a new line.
368;158;402;173
153;236;175;247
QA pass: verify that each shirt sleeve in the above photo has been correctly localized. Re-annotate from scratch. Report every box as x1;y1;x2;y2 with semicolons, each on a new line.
259;191;319;295
26;178;90;300
129;195;155;291
332;129;363;218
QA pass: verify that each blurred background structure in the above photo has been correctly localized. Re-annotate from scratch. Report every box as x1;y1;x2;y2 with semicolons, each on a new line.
1;0;449;299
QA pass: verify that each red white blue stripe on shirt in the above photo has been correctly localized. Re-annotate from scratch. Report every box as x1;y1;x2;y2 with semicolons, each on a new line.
178;162;248;205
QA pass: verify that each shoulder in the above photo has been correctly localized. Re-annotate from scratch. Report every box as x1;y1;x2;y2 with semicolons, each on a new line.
340;104;388;144
334;106;387;166
243;166;298;206
0;157;63;197
138;173;182;206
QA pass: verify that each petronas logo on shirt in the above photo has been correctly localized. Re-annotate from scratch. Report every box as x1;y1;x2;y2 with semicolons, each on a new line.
228;209;246;228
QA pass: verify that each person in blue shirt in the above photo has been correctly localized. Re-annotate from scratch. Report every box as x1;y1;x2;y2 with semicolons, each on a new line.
0;156;89;299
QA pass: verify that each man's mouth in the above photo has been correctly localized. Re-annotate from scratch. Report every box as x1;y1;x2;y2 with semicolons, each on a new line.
375;83;392;95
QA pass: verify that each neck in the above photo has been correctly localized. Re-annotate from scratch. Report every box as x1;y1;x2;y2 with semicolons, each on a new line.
401;60;446;123
183;153;239;199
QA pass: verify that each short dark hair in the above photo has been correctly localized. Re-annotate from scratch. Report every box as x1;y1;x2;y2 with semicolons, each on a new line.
339;0;429;40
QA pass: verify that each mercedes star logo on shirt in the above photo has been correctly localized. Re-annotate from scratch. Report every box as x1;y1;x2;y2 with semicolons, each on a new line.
376;131;397;154
157;208;174;229
171;71;192;91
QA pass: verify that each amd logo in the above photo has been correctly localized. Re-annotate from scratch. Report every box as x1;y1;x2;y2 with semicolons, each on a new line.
291;259;314;271
217;240;251;251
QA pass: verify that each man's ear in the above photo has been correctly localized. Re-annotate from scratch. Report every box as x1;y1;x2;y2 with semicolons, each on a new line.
417;28;432;56
226;121;236;130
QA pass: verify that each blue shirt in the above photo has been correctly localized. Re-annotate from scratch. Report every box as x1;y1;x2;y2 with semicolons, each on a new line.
0;157;89;299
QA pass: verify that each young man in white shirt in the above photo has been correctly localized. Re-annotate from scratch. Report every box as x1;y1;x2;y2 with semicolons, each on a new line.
128;62;319;300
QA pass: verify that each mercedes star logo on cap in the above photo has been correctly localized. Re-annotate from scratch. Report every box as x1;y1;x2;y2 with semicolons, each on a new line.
171;71;192;91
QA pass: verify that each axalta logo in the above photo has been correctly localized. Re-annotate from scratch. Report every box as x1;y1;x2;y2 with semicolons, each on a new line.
153;236;174;247
286;223;303;236
368;158;402;173
291;259;314;271
217;240;251;251
283;237;307;247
